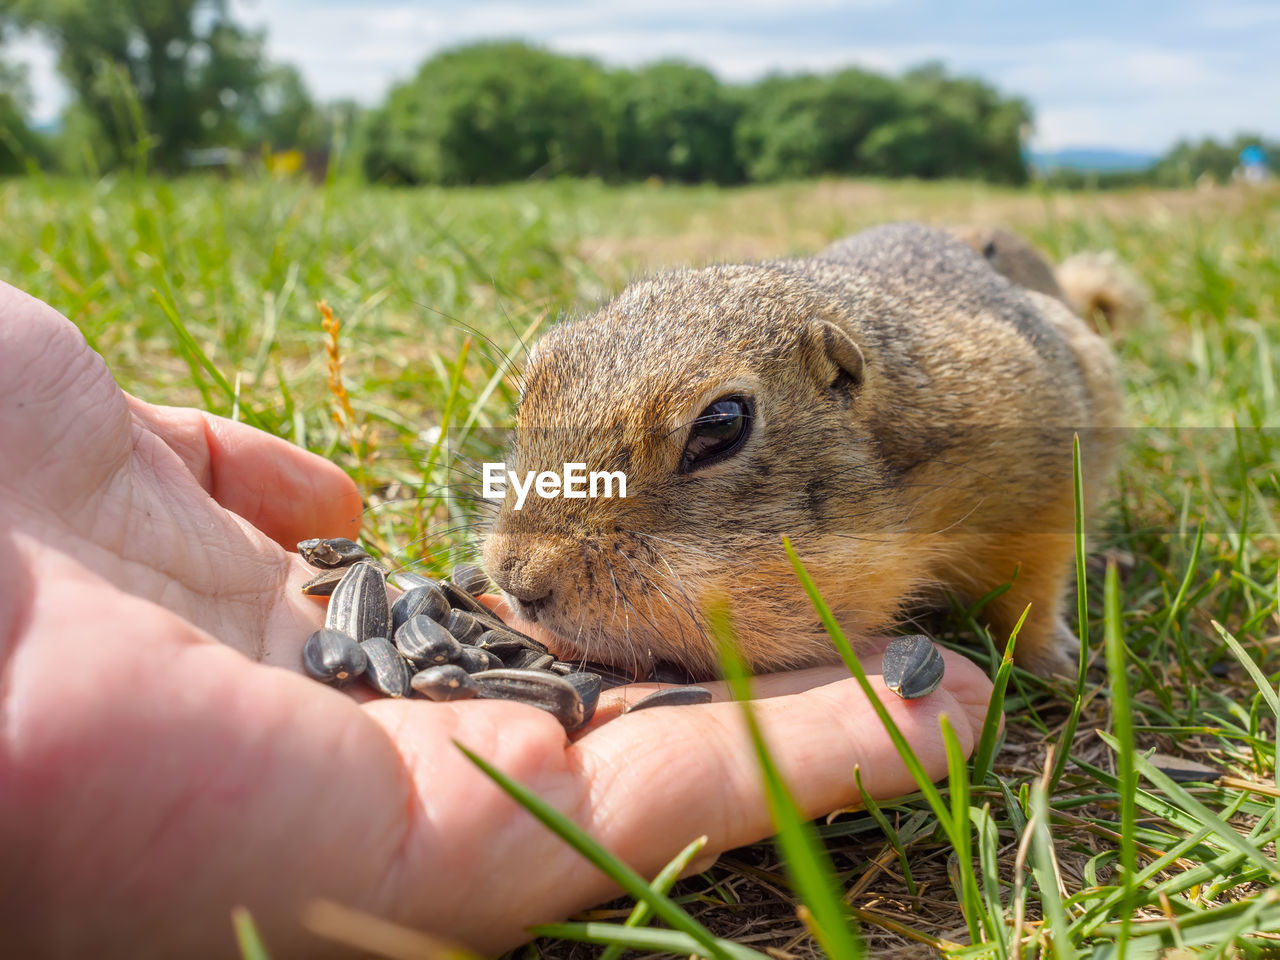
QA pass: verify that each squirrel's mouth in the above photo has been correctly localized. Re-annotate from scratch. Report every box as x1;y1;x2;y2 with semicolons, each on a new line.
496;597;659;680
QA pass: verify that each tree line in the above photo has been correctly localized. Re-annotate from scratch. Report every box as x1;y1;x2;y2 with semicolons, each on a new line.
359;43;1031;185
0;3;1271;188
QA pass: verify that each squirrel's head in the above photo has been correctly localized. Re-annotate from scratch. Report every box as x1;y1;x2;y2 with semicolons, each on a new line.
479;264;924;677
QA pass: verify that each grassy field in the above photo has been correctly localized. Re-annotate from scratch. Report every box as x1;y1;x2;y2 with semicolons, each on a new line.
3;173;1279;957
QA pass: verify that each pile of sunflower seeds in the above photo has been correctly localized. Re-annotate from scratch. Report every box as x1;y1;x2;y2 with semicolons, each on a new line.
297;538;713;730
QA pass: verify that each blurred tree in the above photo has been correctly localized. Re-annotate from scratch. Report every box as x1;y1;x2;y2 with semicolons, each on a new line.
889;63;1030;183
734;69;903;181
0;46;48;174
1152;134;1278;186
7;0;317;171
362;41;610;185
610;61;743;183
239;63;322;151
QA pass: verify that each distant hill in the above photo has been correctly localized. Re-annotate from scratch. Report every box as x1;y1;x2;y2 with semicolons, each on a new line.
1030;148;1158;172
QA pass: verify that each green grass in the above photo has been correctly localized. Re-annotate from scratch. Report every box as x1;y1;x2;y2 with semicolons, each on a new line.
3;171;1278;957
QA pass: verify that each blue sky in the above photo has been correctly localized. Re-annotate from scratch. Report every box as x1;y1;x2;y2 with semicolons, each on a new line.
9;0;1279;152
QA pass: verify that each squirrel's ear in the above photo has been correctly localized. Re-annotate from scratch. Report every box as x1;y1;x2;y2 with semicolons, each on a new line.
803;319;865;400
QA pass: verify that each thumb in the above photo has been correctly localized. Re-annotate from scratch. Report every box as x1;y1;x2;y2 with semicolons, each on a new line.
574;648;993;877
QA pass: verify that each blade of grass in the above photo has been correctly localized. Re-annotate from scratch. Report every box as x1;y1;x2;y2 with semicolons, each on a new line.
853;767;917;899
1050;434;1090;792
1103;560;1136;958
597;834;708;960
708;598;864;960
530;922;765;959
1155;517;1205;646
1211;620;1279;717
941;714;985;945
781;536;953;829
971;803;1009;960
300;899;481;960
1098;732;1278;875
970;604;1026;785
1029;773;1077;960
151;278;269;430
454;744;737;960
231;906;271;960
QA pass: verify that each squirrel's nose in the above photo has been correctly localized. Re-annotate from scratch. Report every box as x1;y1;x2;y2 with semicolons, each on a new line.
493;555;554;606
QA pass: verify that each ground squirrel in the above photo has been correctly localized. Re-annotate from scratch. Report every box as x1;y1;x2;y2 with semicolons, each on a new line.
949;225;1148;332
481;222;1123;679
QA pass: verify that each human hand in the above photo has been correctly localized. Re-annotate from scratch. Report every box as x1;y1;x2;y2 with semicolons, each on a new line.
0;281;994;957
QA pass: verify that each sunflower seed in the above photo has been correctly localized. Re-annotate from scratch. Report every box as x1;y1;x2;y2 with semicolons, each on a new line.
882;635;945;700
563;672;602;725
472;669;586;730
644;661;699;684
300;567;347;596
298;537;374;568
391;583;450;634
445;609;485;645
325;561;390;643
360;637;410;698
624;686;713;713
455;645;504;673
475;627;548;655
395;615;462;667
389;571;435;591
302;628;368;683
410;664;480;701
451;563;492;595
573;661;638;688
502;648;555;671
438;579;491;617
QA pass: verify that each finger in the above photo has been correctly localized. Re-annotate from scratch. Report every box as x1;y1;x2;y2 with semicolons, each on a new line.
126;397;363;548
573;648;993;874
581;664;859;729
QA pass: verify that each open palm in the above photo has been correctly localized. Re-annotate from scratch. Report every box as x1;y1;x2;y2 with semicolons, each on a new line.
0;280;993;957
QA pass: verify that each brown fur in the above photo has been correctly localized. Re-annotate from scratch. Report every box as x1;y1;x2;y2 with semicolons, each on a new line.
481;223;1123;678
949;225;1149;333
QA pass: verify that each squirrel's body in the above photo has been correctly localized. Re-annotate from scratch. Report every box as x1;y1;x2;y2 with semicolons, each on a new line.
950;224;1148;332
482;223;1122;678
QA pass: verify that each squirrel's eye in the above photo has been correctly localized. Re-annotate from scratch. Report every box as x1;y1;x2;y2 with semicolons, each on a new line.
680;396;752;473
